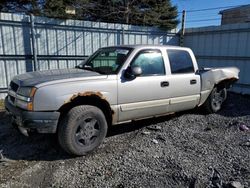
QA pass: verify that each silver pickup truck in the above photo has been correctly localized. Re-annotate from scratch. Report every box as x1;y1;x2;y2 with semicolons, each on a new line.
5;45;239;155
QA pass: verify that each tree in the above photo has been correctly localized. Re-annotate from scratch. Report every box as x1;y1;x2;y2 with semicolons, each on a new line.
43;0;68;18
0;0;42;15
85;0;179;30
0;0;179;30
140;0;179;29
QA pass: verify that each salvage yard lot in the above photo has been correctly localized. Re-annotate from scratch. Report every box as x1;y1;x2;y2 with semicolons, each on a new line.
0;93;250;188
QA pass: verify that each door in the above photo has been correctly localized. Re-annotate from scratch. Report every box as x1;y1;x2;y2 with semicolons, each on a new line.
166;49;201;112
117;49;170;122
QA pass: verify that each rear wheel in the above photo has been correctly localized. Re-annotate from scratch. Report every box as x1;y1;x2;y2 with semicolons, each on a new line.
202;87;227;113
58;105;107;155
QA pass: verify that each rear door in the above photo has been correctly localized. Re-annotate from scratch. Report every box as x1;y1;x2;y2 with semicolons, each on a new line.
166;49;201;112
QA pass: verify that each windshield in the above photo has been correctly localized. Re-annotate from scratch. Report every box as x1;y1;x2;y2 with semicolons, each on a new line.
77;47;133;74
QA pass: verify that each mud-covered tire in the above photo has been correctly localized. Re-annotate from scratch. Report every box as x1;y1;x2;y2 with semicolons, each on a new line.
58;105;107;156
202;87;227;114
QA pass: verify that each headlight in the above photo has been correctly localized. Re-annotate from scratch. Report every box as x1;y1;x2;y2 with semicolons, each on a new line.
17;87;36;97
16;99;30;110
15;87;37;111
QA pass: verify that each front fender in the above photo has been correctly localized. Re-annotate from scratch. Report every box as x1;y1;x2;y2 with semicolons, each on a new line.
33;78;117;111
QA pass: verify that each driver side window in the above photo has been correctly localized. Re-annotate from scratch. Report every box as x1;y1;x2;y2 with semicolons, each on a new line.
131;50;165;76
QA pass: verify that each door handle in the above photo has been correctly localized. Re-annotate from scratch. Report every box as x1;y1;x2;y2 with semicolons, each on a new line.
161;81;169;87
190;79;197;85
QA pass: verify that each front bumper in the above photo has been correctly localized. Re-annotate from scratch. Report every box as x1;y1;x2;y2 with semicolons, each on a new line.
4;97;60;134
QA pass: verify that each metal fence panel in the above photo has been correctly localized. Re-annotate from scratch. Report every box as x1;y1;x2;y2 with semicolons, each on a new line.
184;23;250;94
0;12;179;98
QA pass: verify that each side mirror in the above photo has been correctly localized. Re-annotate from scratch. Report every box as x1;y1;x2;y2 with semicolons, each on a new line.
124;65;142;79
131;66;142;76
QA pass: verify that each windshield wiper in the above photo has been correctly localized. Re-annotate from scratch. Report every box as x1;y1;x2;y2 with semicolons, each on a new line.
75;65;82;69
81;66;105;74
75;65;93;71
82;66;94;71
76;65;106;74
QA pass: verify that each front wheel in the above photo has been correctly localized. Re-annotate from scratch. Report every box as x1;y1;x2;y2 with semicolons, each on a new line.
58;105;107;156
202;87;227;113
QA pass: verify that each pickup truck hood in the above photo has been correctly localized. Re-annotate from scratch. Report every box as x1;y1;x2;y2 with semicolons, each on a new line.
12;69;104;87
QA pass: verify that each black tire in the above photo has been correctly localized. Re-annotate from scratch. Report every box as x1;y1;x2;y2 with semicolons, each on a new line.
202;87;227;114
58;105;107;156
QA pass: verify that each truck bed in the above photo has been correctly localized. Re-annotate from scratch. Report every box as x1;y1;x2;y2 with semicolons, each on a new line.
200;67;239;91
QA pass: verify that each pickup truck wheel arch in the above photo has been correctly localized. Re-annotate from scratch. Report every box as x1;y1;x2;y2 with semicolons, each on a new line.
200;77;237;107
210;77;238;103
216;77;238;90
202;86;227;113
58;95;113;128
58;105;108;155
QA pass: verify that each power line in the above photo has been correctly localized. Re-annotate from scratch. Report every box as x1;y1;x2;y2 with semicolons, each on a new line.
178;13;219;18
186;18;221;23
186;13;221;18
178;5;242;13
186;15;250;23
187;5;240;12
178;4;248;27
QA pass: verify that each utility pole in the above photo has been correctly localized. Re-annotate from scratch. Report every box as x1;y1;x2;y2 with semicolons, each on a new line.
180;10;186;46
30;14;37;71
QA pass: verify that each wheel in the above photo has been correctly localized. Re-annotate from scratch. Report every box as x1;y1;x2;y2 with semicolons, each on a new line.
58;105;107;155
202;87;227;113
222;88;227;102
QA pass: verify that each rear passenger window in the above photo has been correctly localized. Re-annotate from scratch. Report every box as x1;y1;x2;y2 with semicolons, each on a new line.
167;49;194;74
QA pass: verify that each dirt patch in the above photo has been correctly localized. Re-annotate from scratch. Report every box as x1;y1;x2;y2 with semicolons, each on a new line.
0;93;250;187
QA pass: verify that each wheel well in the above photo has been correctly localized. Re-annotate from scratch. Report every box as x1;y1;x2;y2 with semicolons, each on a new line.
58;95;113;126
216;78;238;90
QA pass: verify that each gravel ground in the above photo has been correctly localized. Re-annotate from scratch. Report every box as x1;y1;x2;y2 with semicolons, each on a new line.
0;92;250;188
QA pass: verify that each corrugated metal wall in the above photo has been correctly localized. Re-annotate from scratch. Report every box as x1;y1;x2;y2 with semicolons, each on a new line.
184;23;250;94
0;12;179;98
1;12;250;98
